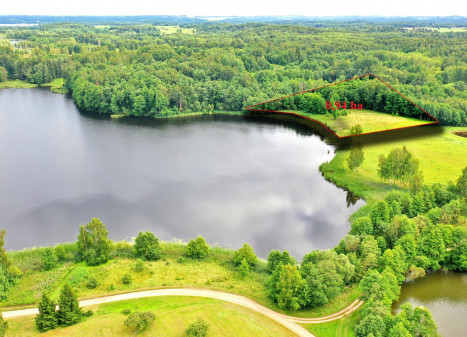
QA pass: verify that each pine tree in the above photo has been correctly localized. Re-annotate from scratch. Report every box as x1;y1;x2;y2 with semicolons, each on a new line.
35;292;58;332
57;284;82;326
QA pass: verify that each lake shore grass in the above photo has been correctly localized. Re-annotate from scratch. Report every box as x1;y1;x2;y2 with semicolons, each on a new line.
40;78;68;93
3;241;360;320
5;296;297;337
278;109;434;137
0;80;37;89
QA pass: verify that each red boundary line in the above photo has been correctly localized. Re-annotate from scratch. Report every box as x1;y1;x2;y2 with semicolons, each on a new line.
244;73;439;139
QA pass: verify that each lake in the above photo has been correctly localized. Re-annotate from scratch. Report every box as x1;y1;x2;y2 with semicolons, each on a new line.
0;88;364;258
395;272;467;337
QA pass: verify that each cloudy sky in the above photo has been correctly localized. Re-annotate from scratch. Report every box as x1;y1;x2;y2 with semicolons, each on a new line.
1;0;464;17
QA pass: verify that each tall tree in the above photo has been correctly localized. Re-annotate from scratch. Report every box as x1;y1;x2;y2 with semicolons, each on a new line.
134;231;162;261
35;292;58;332
77;218;111;266
347;144;365;172
56;283;81;326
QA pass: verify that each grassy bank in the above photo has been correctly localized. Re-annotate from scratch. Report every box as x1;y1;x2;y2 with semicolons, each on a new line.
321;126;467;207
40;78;67;93
0;80;37;89
282;110;434;137
4;241;359;320
5;296;296;337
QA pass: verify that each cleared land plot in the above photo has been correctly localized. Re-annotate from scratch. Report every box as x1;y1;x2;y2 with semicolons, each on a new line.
280;110;434;137
155;25;196;34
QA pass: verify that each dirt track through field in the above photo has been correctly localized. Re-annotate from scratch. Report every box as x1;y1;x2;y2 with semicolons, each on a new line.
2;288;363;337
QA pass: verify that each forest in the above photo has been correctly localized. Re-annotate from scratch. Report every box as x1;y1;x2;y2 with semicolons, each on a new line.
0;22;466;126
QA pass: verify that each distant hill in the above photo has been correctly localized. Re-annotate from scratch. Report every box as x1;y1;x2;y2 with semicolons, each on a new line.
0;15;466;26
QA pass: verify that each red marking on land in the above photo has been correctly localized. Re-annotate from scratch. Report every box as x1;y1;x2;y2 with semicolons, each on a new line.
244;73;439;138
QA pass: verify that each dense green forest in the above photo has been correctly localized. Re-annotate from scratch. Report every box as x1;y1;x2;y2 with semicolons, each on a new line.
0;22;466;125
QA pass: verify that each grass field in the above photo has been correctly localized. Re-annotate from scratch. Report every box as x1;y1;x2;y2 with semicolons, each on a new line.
283;110;434;137
5;296;296;337
155;26;196;34
3;242;359;320
0;80;37;89
320;126;467;209
40;78;67;93
304;311;360;337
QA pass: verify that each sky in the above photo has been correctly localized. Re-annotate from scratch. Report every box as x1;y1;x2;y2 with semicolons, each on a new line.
1;0;464;17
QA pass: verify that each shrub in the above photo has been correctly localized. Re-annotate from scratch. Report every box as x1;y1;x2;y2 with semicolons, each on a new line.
238;258;250;277
233;243;257;266
77;218;111;266
122;273;132;285
124;311;156;334
86;276;99;289
134;259;145;272
41;248;58;271
111;241;134;259
186;317;209;337
121;308;131;315
134;231;162;261
84;310;94;317
186;236;209;259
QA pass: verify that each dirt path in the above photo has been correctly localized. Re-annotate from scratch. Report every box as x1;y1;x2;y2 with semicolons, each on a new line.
1;288;363;337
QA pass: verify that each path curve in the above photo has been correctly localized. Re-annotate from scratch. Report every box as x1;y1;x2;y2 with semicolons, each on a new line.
1;288;363;337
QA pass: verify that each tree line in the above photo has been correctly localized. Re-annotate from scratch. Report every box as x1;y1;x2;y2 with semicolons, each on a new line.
0;23;465;126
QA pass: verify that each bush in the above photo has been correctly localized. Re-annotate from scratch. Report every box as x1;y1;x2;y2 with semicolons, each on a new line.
41;248;58;271
186;317;209;337
238;258;250;277
121;308;131;315
124;311;156;334
84;310;94;317
134;231;162;261
77;218;111;266
86;276;99;289
233;243;257;266
111;241;134;259
134;259;145;272
186;236;209;259
122;273;132;285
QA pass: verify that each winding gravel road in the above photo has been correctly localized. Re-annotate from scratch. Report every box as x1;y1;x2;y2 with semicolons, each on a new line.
2;288;363;337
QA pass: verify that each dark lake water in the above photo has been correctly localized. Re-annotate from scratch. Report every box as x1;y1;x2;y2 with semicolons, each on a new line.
394;272;467;337
0;88;365;258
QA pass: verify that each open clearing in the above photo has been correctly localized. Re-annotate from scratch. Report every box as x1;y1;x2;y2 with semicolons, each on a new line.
280;110;434;137
321;126;467;205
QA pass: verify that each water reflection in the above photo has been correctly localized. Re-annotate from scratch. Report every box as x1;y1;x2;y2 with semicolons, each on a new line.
395;272;467;337
0;89;364;258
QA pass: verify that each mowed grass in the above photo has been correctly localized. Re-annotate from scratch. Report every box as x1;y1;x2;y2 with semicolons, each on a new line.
5;296;297;337
320;126;467;208
304;311;360;337
40;78;67;93
291;110;433;137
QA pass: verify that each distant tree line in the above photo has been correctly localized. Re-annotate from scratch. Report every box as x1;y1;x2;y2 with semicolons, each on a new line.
0;23;465;125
